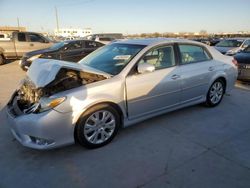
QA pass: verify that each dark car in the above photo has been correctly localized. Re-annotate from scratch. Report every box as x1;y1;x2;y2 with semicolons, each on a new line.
235;46;250;81
20;40;104;70
191;38;211;45
214;38;248;55
208;38;222;46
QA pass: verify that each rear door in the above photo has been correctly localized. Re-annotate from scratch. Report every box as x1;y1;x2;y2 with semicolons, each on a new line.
125;45;182;119
60;41;83;62
176;44;218;103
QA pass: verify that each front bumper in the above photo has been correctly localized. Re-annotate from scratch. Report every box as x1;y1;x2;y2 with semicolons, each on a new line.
238;64;250;81
6;96;75;150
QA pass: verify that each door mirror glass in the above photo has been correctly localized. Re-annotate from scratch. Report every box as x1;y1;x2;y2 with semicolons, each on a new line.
137;63;155;74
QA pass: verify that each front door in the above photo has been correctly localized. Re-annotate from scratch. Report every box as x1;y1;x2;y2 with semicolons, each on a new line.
125;45;181;119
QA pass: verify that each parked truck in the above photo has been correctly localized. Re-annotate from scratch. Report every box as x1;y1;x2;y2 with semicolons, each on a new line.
0;31;54;65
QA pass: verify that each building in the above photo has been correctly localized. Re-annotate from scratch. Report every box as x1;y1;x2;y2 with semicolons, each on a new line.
54;28;92;38
0;26;26;35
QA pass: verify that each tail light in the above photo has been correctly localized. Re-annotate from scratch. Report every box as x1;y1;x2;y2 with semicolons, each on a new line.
232;58;238;67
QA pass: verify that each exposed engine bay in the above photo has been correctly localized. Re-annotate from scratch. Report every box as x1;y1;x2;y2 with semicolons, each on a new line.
11;68;107;113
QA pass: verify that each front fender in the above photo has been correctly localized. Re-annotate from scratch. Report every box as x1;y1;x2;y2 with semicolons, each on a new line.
53;78;127;124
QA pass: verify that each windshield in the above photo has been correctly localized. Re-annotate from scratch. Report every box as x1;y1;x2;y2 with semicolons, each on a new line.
216;39;243;47
243;46;250;53
79;43;145;75
49;42;68;50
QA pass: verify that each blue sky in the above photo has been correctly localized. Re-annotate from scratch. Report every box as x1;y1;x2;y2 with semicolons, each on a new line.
0;0;250;34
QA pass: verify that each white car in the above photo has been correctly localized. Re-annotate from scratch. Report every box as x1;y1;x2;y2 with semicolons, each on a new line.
6;38;238;150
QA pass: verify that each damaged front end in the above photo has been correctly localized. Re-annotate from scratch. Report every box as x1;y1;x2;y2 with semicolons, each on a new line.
8;67;107;116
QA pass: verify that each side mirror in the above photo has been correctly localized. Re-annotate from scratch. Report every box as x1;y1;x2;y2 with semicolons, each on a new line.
137;63;155;74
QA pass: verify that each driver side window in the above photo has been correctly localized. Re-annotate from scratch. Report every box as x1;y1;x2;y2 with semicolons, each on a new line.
138;46;176;70
28;33;45;43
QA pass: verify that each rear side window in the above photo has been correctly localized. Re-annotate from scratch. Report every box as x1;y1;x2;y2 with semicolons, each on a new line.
67;41;82;50
179;45;211;64
28;34;45;43
85;41;98;48
18;33;26;42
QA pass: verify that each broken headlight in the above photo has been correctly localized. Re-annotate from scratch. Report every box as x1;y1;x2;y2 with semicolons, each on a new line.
38;97;66;113
27;54;42;61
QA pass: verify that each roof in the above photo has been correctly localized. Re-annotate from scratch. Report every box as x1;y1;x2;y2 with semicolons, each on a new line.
115;38;194;46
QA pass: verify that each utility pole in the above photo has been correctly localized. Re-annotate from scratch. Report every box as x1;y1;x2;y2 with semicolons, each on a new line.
17;17;20;30
55;6;59;33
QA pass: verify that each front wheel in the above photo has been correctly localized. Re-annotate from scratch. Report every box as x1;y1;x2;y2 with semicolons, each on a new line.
76;104;120;149
205;79;225;107
0;55;5;65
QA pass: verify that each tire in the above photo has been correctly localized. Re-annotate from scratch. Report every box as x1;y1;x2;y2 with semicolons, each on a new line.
0;55;5;65
205;79;225;107
76;104;120;149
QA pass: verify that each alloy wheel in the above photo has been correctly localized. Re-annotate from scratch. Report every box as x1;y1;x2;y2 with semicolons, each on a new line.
83;110;116;144
209;81;224;104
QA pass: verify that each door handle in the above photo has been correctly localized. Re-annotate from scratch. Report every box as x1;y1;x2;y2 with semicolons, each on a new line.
30;43;34;47
171;74;180;80
208;66;214;71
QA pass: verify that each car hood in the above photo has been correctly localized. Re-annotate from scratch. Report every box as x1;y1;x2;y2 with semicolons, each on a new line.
214;46;236;54
27;59;112;88
25;48;57;57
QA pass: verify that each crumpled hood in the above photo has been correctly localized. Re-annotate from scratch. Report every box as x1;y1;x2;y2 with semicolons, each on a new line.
27;59;111;88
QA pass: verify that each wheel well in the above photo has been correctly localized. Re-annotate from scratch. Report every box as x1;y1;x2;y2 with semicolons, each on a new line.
0;54;5;65
73;102;124;143
216;77;227;93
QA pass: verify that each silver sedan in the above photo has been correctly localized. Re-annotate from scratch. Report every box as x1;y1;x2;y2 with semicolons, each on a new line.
6;38;238;149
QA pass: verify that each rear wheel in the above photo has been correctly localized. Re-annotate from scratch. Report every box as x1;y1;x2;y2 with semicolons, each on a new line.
0;55;5;65
76;104;120;149
205;79;225;107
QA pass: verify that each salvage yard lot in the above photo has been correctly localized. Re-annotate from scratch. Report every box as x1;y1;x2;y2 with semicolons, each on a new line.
0;61;250;188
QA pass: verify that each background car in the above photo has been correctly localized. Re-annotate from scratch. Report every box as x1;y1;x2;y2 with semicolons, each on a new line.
208;38;222;46
84;33;124;44
191;38;211;45
234;45;250;81
20;40;104;70
191;38;222;46
0;31;54;65
215;38;250;55
6;38;237;150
